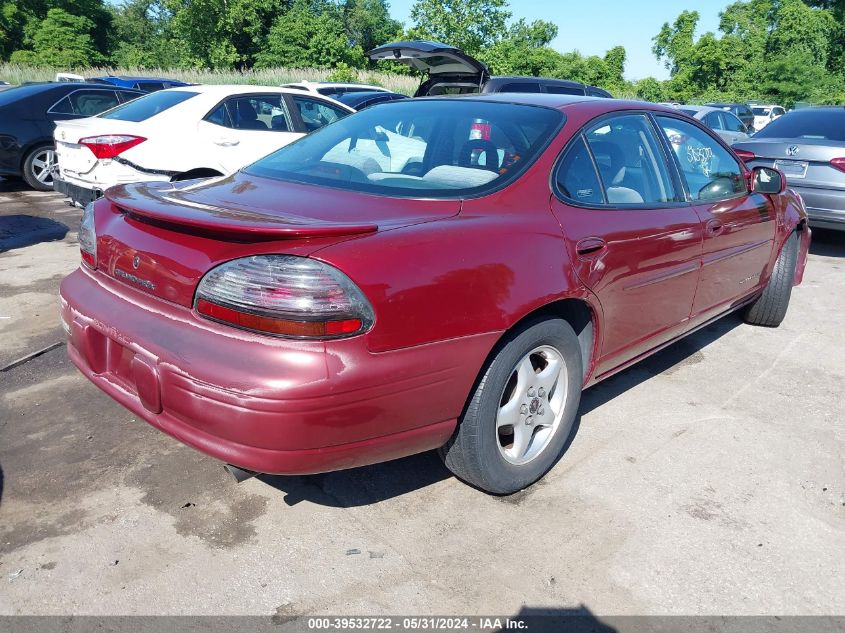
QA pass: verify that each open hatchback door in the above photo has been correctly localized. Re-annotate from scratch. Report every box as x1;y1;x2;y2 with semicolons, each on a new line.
367;40;490;97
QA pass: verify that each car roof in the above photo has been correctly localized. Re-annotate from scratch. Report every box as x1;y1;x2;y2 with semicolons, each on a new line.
165;84;333;96
417;93;676;113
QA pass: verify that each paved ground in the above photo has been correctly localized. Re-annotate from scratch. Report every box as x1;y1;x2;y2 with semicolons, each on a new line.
0;179;843;617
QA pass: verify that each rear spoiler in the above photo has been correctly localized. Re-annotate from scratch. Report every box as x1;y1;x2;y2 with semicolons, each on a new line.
105;182;378;240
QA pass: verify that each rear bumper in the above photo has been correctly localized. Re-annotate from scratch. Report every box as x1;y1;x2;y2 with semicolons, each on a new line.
53;176;101;206
59;267;497;474
784;184;845;231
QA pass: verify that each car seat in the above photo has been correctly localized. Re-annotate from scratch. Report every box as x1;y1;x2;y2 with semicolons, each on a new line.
234;100;267;130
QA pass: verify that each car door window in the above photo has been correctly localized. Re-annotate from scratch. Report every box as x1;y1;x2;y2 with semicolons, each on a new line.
554;136;605;205
209;95;293;132
116;90;141;103
291;96;349;132
545;85;584;95
703;112;723;130
655;115;746;202
584;114;678;205
49;89;120;116
723;113;745;133
500;82;542;93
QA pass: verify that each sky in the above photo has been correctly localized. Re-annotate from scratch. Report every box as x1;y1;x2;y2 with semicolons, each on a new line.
387;0;731;81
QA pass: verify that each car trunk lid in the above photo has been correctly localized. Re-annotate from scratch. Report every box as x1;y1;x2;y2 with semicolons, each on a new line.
733;138;845;190
94;173;461;307
367;40;489;96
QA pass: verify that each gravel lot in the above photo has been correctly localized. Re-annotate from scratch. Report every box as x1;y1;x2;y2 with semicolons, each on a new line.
0;178;843;617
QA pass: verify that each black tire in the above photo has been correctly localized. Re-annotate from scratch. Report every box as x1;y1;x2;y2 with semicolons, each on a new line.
22;144;57;191
744;231;799;327
439;318;583;495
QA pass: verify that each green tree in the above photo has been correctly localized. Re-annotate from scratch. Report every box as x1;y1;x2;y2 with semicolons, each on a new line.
408;0;510;56
256;0;364;69
344;0;402;55
10;7;103;66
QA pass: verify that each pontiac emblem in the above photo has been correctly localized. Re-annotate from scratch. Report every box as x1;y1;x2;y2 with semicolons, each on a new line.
132;255;141;269
786;145;799;157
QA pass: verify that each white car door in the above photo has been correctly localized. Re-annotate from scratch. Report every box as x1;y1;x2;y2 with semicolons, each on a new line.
196;93;302;173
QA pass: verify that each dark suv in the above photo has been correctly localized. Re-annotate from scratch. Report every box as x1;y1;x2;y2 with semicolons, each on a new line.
368;40;612;98
704;102;755;132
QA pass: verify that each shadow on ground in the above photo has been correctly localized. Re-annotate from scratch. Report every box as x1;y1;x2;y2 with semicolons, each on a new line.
500;606;617;633
810;228;845;257
262;314;744;507
0;214;69;252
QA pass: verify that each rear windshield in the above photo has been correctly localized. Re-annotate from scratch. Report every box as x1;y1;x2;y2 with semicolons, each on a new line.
244;100;564;198
679;108;698;117
100;90;197;122
754;109;845;141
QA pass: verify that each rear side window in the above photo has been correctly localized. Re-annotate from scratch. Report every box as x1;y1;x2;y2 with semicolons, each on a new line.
101;90;197;122
545;85;584;95
584;114;678;205
703;112;723;130
555;137;604;204
754;109;845;141
499;82;542;93
213;95;293;132
136;82;165;92
723;113;745;132
291;96;349;131
49;90;120;116
655;115;746;201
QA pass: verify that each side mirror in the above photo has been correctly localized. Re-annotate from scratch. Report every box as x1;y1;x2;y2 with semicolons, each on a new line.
752;166;785;194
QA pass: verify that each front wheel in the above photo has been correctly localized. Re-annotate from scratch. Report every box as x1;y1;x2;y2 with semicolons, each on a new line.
743;231;799;327
22;144;57;191
439;318;583;494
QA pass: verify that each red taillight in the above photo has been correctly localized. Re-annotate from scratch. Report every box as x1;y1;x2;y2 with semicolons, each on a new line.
831;157;845;172
734;149;756;162
196;299;362;338
79;135;146;159
195;256;374;340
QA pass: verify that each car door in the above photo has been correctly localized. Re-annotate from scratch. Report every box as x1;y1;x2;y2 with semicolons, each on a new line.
721;112;749;144
549;113;704;376
653;114;776;322
197;93;301;173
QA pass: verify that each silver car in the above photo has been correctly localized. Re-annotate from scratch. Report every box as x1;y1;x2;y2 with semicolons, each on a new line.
733;107;845;231
679;105;751;145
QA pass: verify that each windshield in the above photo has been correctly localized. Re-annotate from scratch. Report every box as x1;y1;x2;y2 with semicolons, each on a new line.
754;109;845;141
100;90;197;122
753;107;770;116
244;100;564;198
679;108;698;117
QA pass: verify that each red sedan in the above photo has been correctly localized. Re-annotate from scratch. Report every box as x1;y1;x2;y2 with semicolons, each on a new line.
59;95;811;494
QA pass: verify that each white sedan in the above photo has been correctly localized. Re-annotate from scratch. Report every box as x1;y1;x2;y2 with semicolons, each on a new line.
53;84;354;206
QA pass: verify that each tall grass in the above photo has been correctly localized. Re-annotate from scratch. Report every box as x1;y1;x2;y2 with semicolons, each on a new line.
0;63;419;94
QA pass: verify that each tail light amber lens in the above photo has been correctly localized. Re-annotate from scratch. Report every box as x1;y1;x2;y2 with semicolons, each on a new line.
195;255;374;339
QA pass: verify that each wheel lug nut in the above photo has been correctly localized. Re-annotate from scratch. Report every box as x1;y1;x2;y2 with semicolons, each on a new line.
520;404;528;414
527;387;536;397
525;416;534;426
538;387;546;398
539;407;545;416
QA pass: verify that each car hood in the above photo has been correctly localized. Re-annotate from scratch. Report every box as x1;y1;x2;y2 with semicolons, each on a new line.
367;40;489;77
